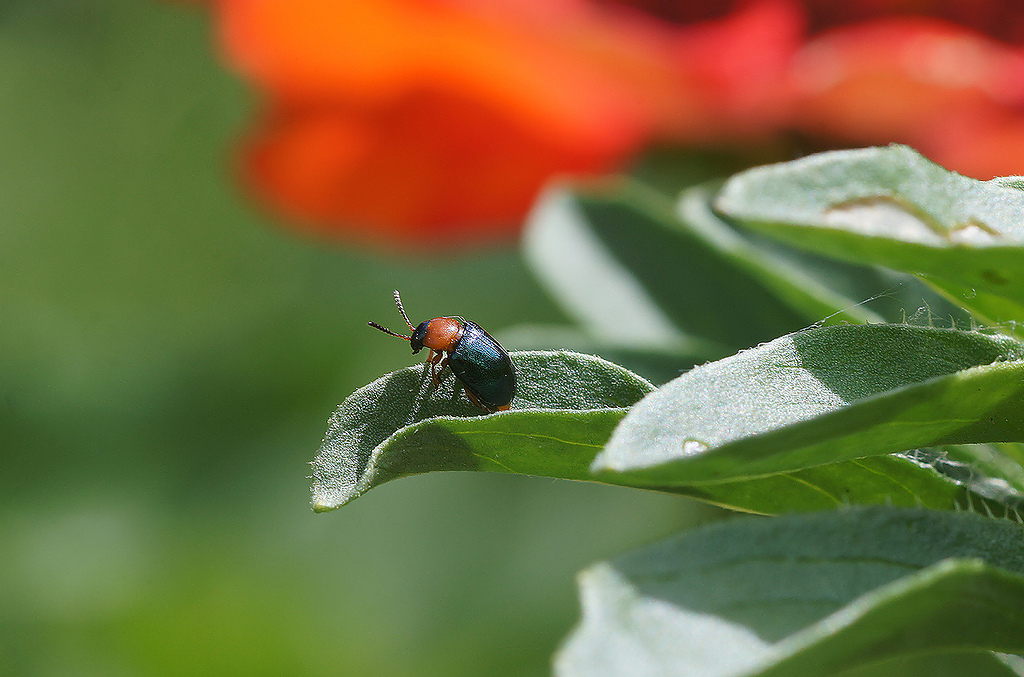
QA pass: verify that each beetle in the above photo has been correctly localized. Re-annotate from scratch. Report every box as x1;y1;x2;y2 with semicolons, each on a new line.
368;290;516;412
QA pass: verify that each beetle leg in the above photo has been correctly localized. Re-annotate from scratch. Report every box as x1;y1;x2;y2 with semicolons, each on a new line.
426;350;447;387
431;356;450;390
424;350;437;384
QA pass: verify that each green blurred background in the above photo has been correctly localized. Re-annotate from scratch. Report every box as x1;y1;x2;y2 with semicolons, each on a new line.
0;3;711;675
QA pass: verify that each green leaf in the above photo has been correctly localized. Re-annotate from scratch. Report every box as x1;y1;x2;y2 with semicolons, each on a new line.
524;183;818;358
945;443;1024;496
593;324;1024;486
499;323;703;385
833;652;1024;677
679;185;973;330
313;330;1024;517
556;507;1024;677
673;450;1023;516
715;145;1024;328
310;350;653;511
676;185;884;325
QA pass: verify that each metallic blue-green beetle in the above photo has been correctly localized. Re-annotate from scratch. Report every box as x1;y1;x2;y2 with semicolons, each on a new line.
368;290;516;412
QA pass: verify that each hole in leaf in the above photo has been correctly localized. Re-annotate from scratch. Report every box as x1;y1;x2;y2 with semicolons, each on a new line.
824;197;941;244
681;439;709;456
949;218;1001;245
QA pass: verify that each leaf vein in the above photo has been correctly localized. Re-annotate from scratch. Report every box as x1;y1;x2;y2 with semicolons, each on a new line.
850;458;919;499
779;474;842;505
458;430;604;449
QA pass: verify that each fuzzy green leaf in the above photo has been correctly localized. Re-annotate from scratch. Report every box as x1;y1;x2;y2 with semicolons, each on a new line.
313;332;1024;516
672;449;1023;516
715;145;1024;328
310;350;652;511
499;323;705;385
556;507;1024;677
677;184;971;330
524;184;820;358
593;324;1024;486
675;185;883;325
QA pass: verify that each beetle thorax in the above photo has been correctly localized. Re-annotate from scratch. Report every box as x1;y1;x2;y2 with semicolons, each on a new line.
413;317;464;353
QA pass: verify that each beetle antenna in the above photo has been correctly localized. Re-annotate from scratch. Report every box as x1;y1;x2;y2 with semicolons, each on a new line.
393;290;415;331
367;321;410;341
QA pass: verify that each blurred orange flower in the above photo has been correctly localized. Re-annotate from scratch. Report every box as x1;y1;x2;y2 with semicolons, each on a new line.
199;0;1024;247
788;16;1024;178
215;0;675;246
205;0;798;247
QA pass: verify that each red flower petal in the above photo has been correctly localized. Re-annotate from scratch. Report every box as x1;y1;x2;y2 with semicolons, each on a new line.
203;0;1024;246
668;0;803;140
789;17;1024;176
242;91;637;248
216;0;696;245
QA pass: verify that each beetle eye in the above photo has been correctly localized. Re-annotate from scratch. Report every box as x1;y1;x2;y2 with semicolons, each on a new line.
409;321;428;352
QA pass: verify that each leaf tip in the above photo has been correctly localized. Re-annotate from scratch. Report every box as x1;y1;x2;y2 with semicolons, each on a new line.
311;498;340;513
